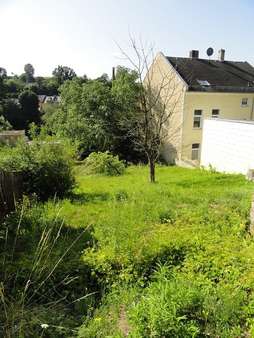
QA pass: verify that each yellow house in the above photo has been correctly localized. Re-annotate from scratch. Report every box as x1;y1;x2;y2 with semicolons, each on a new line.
147;49;254;165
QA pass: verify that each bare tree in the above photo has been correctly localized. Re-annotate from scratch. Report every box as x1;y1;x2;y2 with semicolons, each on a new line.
118;38;184;182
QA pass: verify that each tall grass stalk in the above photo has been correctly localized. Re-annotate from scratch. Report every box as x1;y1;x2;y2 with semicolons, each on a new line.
0;203;90;337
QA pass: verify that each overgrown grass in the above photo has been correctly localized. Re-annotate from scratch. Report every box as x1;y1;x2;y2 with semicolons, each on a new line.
42;165;254;337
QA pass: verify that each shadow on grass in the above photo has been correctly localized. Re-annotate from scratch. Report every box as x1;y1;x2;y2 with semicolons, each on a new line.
69;191;111;204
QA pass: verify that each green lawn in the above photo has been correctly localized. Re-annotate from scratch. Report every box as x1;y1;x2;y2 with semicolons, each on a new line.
46;165;254;337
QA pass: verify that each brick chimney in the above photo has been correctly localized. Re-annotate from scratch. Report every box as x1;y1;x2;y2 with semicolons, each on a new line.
189;50;199;59
218;49;225;62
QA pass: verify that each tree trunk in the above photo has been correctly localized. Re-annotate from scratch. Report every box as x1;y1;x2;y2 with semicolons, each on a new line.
149;159;156;183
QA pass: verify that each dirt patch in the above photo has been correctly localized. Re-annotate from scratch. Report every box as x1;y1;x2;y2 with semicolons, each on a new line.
118;305;131;336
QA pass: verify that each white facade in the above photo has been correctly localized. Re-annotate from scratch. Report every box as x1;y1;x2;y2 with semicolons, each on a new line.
201;118;254;175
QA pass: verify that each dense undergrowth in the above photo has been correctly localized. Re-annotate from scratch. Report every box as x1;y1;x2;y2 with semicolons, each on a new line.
53;166;254;337
1;165;254;337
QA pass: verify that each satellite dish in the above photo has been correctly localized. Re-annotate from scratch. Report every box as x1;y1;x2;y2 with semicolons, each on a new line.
207;47;214;57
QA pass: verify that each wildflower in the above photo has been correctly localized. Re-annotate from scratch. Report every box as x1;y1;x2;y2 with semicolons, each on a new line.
41;323;49;329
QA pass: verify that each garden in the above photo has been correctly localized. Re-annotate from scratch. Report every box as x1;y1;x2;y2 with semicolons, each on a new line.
1;144;254;337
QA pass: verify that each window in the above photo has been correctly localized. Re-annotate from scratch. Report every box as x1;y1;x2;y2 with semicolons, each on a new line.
193;110;202;128
212;109;220;118
197;80;211;87
191;143;200;160
241;98;248;107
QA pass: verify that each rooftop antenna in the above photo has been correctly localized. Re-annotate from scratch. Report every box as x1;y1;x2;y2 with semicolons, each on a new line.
206;47;214;61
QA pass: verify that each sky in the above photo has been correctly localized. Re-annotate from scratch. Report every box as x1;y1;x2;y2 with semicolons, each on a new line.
1;0;254;78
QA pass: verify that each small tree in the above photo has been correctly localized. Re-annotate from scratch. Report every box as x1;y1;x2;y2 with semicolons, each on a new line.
24;63;35;83
118;38;183;182
52;65;76;85
19;90;41;128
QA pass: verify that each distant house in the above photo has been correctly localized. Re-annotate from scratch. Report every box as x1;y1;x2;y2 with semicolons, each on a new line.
0;130;28;146
147;49;254;165
38;95;60;110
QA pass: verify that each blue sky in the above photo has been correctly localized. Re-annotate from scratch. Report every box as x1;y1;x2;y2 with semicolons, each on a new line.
0;0;253;78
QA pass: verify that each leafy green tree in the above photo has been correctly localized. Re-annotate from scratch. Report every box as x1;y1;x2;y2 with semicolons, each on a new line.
24;63;35;83
95;73;111;86
44;68;144;162
19;90;41;128
111;66;145;162
0;67;7;101
45;79;110;157
4;77;24;98
1;100;22;129
19;73;27;83
24;82;39;93
0;115;12;131
35;76;59;95
52;65;76;85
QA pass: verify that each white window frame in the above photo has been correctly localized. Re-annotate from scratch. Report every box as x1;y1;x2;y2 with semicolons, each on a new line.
241;98;248;107
211;109;220;118
193;110;202;129
191;143;200;160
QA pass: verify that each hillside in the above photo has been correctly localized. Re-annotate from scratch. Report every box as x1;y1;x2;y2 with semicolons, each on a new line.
45;166;254;337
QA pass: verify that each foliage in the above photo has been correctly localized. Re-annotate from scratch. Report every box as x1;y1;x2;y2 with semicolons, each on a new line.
19;89;41;128
1;99;22;129
0;140;75;200
44;67;144;162
24;63;35;83
35;76;59;95
2;90;41;131
0;67;7;100
53;65;77;85
1;164;254;336
43;79;109;157
47;166;254;336
0;115;12;131
0;201;96;337
110;66;145;163
84;151;126;176
129;267;247;337
4;77;24;97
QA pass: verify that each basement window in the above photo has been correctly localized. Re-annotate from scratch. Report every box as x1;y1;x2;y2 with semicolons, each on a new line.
212;109;220;118
241;98;248;107
193;110;202;128
191;143;200;160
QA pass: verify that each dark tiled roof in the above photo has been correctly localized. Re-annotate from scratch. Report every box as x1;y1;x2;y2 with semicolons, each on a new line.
166;56;254;92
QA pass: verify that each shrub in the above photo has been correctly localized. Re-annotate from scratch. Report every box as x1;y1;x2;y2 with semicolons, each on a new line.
129;266;248;338
84;151;125;176
0;140;75;200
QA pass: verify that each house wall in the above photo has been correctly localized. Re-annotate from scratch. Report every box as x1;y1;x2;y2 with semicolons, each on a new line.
201;118;254;175
181;92;254;162
146;53;187;164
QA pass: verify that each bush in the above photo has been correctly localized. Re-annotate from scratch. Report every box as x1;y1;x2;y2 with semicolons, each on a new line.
0;140;75;200
129;266;248;338
84;151;125;176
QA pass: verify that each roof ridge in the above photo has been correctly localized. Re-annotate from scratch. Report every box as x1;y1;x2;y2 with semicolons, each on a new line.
166;56;249;64
166;56;254;92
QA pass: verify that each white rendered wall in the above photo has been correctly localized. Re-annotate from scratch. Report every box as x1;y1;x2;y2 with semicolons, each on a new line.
201;119;254;175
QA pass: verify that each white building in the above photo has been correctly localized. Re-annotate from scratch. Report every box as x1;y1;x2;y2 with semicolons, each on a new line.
201;118;254;176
